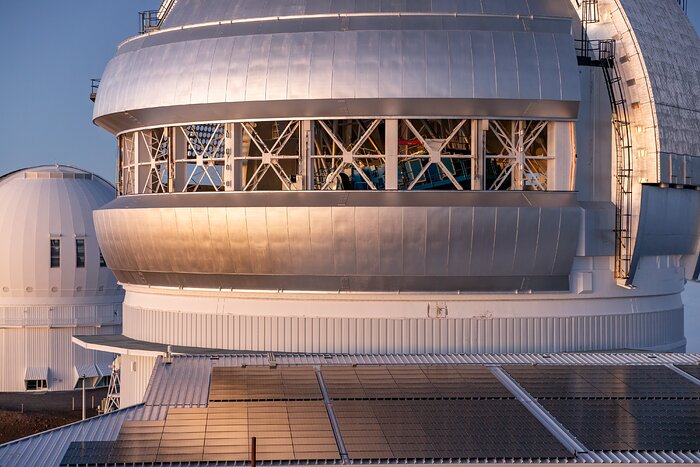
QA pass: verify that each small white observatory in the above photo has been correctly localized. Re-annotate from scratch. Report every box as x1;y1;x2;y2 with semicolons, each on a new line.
0;166;122;391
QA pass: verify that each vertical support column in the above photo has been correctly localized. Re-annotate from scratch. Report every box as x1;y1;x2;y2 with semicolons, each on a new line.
306;120;316;190
135;130;151;194
299;120;313;190
116;135;124;195
385;119;399;190
171;126;189;192
132;132;139;194
225;122;244;191
167;127;175;193
471;120;486;191
515;121;525;191
547;122;574;191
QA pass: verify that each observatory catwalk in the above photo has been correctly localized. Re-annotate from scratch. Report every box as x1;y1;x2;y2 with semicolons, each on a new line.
66;0;700;408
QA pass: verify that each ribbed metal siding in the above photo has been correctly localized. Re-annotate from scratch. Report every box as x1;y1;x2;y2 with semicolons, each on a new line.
0;324;120;392
123;305;685;354
0;405;141;467
0;303;121;327
0;166;120;301
613;0;700;185
119;355;158;408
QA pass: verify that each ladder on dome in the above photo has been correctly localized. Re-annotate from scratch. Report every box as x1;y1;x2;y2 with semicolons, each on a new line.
575;0;634;281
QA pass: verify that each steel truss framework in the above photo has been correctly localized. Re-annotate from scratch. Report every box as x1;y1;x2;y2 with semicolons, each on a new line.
117;119;570;195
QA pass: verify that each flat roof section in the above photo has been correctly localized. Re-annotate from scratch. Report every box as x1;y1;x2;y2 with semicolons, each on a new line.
72;334;234;357
51;355;700;465
503;365;700;399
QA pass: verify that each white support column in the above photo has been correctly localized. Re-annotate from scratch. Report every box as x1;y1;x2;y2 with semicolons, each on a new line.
300;120;313;190
171;126;188;192
117;135;125;195
471;120;486;190
515;121;525;191
135;131;151;194
547;122;575;191
167;127;175;193
131;131;139;194
225;123;243;191
385;119;398;190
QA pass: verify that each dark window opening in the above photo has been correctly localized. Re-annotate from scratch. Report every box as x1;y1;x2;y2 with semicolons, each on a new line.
75;376;99;389
25;379;48;391
97;375;111;388
76;239;85;268
50;239;60;268
99;250;107;268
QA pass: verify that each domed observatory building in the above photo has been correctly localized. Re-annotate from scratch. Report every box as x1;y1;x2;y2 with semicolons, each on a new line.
0;166;123;392
82;0;700;405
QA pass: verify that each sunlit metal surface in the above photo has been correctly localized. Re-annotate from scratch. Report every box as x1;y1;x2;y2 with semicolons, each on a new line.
95;191;581;292
93;6;580;133
22;354;700;465
160;0;579;28
86;0;700;401
0;405;142;467
628;184;700;282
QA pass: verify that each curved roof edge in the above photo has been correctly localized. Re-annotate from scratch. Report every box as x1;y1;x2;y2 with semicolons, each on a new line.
0;165;115;191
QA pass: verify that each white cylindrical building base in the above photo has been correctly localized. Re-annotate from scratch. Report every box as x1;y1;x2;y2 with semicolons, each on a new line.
121;262;687;355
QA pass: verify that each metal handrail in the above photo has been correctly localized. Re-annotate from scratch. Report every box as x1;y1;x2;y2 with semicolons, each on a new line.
89;79;100;102
139;10;161;34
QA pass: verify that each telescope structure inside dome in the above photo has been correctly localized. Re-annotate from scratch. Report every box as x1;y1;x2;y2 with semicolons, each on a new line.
80;0;700;406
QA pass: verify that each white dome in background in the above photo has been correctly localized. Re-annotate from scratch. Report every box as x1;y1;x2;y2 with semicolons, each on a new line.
0;165;123;392
0;165;120;304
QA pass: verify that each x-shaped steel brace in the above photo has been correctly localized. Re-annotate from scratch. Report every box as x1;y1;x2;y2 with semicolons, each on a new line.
181;125;225;191
317;120;381;190
402;119;468;190
140;130;169;193
242;121;299;191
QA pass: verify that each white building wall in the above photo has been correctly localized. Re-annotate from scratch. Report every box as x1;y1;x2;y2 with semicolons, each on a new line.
119;355;156;408
123;305;684;355
118;255;687;355
0;322;120;392
0;166;124;392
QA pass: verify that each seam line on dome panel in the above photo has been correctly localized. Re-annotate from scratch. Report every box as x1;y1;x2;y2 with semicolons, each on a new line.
117;12;572;49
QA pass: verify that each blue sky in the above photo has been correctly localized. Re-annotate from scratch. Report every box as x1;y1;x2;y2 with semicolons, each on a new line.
0;2;698;183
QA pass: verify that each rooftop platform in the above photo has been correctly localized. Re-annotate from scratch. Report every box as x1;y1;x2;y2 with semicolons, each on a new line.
72;334;230;357
2;352;699;466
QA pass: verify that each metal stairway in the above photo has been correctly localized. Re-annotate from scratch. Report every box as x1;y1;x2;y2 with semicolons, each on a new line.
576;0;634;280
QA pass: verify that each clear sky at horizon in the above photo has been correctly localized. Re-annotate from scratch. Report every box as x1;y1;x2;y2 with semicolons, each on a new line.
0;2;699;183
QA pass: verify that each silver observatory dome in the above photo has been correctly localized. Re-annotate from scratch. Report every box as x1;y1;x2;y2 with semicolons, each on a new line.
84;0;700;402
94;0;580;132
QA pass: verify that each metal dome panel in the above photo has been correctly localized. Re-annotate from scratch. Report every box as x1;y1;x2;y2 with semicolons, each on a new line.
159;0;577;28
93;5;581;133
0;166;120;303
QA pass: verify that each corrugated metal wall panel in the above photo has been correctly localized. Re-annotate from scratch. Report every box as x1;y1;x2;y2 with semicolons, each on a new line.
0;405;141;467
122;305;685;355
0;303;121;327
0;322;120;392
120;355;157;408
